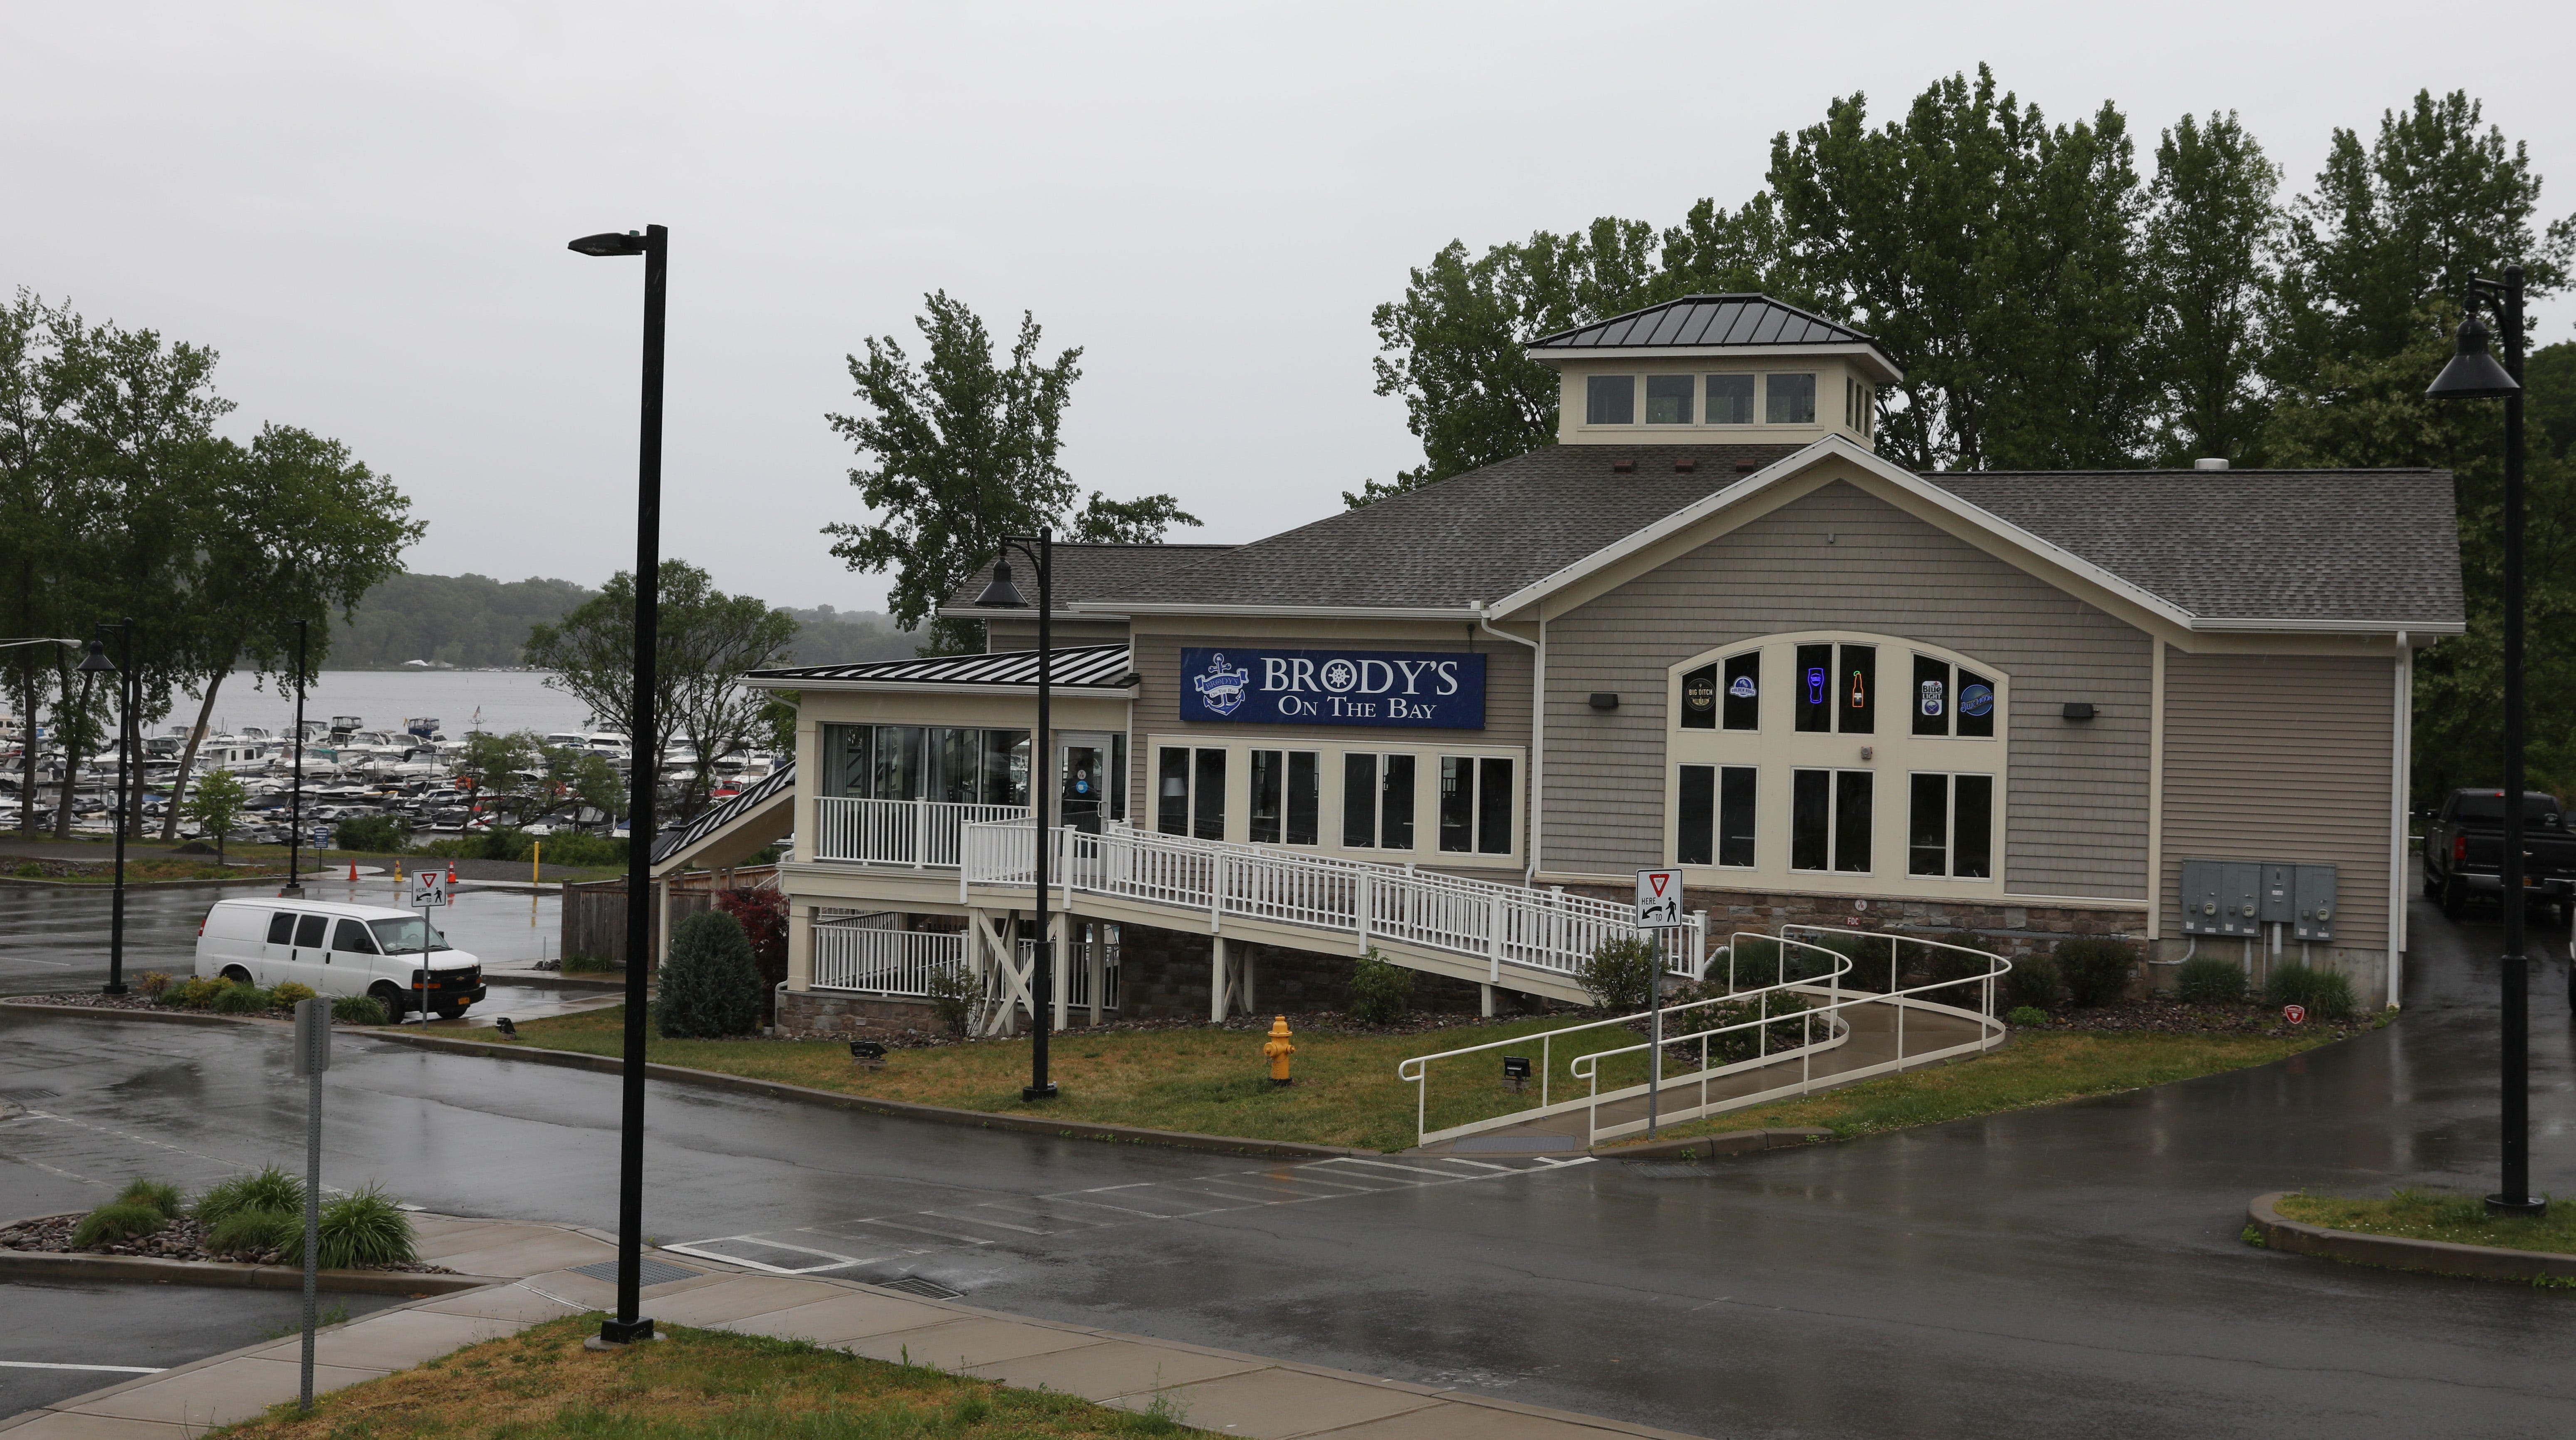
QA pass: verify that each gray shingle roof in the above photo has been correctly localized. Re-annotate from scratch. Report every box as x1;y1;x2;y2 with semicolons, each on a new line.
1925;469;2464;625
940;542;1237;615
1110;445;1803;610
1527;294;1876;351
747;643;1136;689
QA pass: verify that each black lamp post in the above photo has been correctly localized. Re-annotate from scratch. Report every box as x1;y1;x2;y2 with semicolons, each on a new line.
2425;263;2545;1219
79;621;133;995
283;618;308;898
567;222;668;1344
974;534;1060;1101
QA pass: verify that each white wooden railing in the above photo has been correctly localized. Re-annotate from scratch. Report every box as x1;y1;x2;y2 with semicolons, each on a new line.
812;797;1026;868
960;818;1702;982
812;922;965;997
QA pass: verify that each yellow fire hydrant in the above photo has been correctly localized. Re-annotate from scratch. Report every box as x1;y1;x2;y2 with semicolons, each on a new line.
1262;1015;1296;1086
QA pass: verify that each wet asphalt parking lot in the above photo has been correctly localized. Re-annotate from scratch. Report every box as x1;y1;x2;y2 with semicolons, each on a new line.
2;869;2574;1437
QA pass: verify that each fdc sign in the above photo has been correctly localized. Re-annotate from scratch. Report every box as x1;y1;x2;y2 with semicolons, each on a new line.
1178;648;1486;729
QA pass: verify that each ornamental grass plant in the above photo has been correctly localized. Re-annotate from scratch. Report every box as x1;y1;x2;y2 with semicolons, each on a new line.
195;1166;304;1224
72;1200;169;1247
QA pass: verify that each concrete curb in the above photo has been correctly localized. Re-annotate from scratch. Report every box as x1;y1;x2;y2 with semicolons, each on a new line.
0;872;292;890
2247;1191;2576;1282
0;1000;270;1029
1591;1127;1835;1160
0;1247;506;1294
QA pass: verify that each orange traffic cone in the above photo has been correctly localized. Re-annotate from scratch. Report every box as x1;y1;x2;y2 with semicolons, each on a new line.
447;863;458;888
348;861;358;881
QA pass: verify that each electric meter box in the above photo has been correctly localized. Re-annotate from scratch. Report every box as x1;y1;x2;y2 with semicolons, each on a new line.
2292;864;2337;941
2260;864;2296;925
2181;860;2264;937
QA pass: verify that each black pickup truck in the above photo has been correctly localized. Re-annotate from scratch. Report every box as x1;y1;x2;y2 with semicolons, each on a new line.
2422;789;2576;920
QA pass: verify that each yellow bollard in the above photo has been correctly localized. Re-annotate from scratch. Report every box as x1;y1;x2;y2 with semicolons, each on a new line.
1262;1015;1295;1086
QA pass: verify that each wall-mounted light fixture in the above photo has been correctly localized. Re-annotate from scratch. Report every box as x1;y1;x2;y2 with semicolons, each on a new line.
1589;693;1619;710
2062;702;2097;721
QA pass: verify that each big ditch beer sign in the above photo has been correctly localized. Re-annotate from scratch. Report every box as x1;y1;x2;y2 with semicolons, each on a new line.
1179;648;1486;729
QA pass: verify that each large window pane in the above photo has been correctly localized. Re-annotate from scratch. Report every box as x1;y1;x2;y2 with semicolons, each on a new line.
1908;773;1949;876
1722;651;1760;731
1911;656;1950;737
1249;750;1283;845
1791;769;1830;871
1766;372;1816;424
1286;751;1319;846
1439;757;1472;853
1680;664;1718;730
1192;749;1226;841
980;729;1029;807
1645;374;1693;424
822;724;871;798
1677;765;1714;866
1837;644;1876;734
1795;643;1833;733
1382;754;1416;849
1953;774;1994;878
1477;757;1514;854
1956;668;1997;739
874;725;924;801
1834;770;1873;873
1343;753;1377;846
1719;766;1757;867
1706;374;1754;425
1157;749;1189;836
1109;734;1125;820
1586;374;1634;425
936;728;980;804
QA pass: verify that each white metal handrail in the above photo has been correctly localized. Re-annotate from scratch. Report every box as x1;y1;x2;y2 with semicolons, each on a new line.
812;923;965;997
959;817;1704;982
814;797;1026;869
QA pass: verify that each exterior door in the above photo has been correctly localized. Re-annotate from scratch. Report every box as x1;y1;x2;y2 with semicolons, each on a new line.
279;911;330;990
326;917;383;997
1058;732;1112;831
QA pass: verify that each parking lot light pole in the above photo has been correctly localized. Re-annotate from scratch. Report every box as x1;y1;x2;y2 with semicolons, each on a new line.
974;536;1059;1101
568;223;668;1344
78;624;132;995
2425;264;2545;1220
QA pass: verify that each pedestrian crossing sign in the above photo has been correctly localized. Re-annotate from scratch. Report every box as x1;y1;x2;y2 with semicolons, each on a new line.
1634;868;1685;929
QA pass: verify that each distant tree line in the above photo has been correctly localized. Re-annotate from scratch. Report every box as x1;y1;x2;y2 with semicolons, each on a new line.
325;574;913;670
1363;72;2576;803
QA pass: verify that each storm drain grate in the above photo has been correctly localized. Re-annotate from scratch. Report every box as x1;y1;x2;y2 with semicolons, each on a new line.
875;1276;965;1300
571;1257;700;1287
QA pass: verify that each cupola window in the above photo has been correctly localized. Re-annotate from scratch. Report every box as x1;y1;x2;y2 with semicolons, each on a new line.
1645;375;1693;424
1586;375;1634;425
1766;373;1816;424
1705;374;1755;425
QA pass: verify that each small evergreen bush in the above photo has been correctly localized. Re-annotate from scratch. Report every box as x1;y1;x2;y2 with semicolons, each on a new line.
206;1207;302;1259
656;910;765;1038
116;1177;185;1220
1348;948;1417;1023
2056;938;2138;1008
271;982;319;1008
1577;935;1660;1010
1921;932;1999;1005
2175;955;2247;1005
73;1201;168;1247
2005;1005;2050;1028
195;1166;305;1224
2264;963;2357;1021
320;1184;417;1268
332;994;389;1025
923;963;980;1036
1711;935;1784;989
211;982;272;1014
2002;953;2061;1011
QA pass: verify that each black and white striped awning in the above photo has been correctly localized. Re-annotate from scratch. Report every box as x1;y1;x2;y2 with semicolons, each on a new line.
744;643;1135;693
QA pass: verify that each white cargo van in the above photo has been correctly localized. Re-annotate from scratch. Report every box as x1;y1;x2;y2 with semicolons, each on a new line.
195;898;487;1020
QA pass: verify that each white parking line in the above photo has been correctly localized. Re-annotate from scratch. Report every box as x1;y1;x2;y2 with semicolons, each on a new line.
0;1361;166;1373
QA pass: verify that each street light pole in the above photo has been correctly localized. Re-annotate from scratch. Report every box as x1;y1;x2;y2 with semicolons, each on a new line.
2425;263;2544;1219
79;623;132;995
284;619;308;898
569;222;669;1345
974;535;1059;1100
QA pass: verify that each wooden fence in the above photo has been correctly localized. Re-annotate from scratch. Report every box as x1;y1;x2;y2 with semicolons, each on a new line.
561;866;777;969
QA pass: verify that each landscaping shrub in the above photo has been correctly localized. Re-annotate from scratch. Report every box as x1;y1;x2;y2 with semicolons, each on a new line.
2264;963;2357;1022
560;952;619;974
136;971;172;999
211;981;272;1014
923;963;980;1036
416;827;624;867
2056;938;2138;1008
116;1177;185;1220
1667;990;1816;1062
2175;955;2247;1005
72;1200;168;1248
331;814;410;854
1577;935;1659;1010
2002;953;2061;1011
163;976;226;1008
206;1206;302;1259
656;910;765;1038
332;994;389;1025
320;1184;418;1268
1348;948;1417;1023
271;981;319;1008
2005;1005;2050;1028
1920;932;1999;1006
195;1166;305;1225
1710;935;1783;989
718;886;789;1024
11;861;39;878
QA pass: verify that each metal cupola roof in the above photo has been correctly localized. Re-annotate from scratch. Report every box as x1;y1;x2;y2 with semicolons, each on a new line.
1524;293;1903;384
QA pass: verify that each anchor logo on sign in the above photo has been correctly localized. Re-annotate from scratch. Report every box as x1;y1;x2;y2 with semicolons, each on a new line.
1192;652;1251;716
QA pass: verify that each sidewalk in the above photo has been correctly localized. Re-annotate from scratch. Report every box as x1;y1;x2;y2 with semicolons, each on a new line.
2;1215;1690;1440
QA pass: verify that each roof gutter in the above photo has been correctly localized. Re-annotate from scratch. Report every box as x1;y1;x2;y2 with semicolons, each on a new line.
1477;604;1544;885
1081;601;1488;621
743;677;1137;696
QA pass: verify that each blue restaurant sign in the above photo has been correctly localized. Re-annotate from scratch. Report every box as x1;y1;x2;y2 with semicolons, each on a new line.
1178;648;1485;729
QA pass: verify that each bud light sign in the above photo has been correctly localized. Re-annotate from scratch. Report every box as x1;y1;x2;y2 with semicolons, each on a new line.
1179;648;1485;729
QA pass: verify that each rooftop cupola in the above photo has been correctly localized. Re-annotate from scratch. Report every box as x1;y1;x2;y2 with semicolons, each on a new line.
1525;294;1903;450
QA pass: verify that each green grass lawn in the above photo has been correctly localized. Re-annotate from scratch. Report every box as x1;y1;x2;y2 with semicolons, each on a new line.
2277;1188;2576;1256
212;1315;1200;1440
1601;1029;2347;1147
505;1005;2360;1154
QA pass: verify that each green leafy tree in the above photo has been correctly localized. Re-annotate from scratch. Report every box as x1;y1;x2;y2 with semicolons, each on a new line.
2142;111;2281;464
183;767;247;860
453;730;540;820
524;560;798;819
821;292;1198;654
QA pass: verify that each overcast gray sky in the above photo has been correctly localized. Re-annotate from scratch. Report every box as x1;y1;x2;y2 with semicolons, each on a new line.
7;2;2571;617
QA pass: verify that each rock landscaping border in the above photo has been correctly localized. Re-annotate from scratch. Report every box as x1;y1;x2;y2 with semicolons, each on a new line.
2246;1191;2576;1283
0;1245;500;1295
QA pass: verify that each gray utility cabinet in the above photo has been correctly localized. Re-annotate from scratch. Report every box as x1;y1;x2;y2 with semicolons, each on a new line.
2179;859;2334;941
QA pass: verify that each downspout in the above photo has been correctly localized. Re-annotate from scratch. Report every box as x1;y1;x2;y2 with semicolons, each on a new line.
2389;631;2409;1007
1476;604;1542;885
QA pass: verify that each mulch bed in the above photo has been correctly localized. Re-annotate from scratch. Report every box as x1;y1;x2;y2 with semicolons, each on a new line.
793;1007;1565;1052
5;992;378;1026
0;1212;453;1272
2029;997;2379;1040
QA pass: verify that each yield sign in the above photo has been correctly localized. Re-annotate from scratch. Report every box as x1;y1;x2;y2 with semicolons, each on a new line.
1634;868;1686;929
